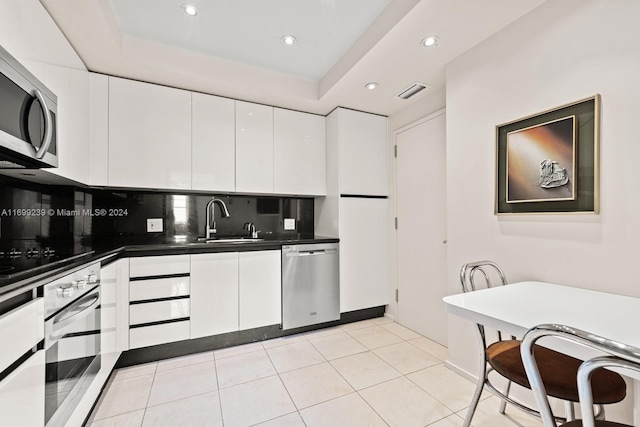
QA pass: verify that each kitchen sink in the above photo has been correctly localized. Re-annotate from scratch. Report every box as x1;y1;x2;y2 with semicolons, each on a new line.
197;237;264;243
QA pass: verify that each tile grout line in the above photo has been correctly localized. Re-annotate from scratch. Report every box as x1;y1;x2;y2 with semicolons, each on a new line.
212;355;226;427
139;362;159;427
92;323;472;427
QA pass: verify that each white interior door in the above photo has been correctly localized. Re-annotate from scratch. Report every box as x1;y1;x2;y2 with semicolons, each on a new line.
395;111;448;345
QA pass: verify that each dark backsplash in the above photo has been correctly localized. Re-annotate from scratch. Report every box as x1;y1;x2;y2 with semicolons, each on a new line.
0;175;314;248
91;190;314;245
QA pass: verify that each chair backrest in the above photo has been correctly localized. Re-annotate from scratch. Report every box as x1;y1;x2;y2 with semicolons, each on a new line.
459;261;509;344
576;356;637;427
522;324;640;427
459;261;507;293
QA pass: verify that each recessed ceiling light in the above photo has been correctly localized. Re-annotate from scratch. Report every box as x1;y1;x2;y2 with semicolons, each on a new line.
182;4;198;16
365;82;379;90
421;35;439;47
282;35;297;46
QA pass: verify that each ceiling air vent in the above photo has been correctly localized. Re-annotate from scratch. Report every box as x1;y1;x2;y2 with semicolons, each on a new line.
395;82;431;100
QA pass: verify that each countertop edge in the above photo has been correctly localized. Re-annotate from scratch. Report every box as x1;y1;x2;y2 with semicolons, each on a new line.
0;237;339;303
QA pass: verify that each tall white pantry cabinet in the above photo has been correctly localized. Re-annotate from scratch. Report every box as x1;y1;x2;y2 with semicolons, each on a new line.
317;108;389;313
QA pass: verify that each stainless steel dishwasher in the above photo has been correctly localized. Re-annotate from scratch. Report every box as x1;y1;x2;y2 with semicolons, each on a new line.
282;243;339;330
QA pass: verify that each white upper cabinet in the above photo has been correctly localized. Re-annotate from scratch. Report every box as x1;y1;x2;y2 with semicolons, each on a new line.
274;108;326;196
108;77;192;190
192;93;236;192
88;73;109;186
235;101;273;194
40;65;90;184
338;108;388;196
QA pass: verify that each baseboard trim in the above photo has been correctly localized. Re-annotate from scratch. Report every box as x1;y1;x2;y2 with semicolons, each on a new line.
116;306;385;368
443;360;478;383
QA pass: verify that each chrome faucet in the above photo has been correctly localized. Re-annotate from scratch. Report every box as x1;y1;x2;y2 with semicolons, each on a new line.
205;197;230;239
244;222;261;238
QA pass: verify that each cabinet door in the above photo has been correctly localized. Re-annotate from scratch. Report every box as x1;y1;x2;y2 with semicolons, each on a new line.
274;108;326;195
44;65;90;184
0;298;43;373
191;253;239;338
0;351;45;427
100;262;118;355
339;197;388;312
129;254;190;278
235;101;273;193
115;259;130;352
108;77;191;190
88;72;109;186
192;93;235;191
239;250;281;329
338;109;388;196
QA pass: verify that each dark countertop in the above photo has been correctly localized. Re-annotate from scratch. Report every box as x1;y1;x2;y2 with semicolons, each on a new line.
0;235;339;304
119;234;338;257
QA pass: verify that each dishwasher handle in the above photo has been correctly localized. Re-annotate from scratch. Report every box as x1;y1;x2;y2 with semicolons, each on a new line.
285;248;337;257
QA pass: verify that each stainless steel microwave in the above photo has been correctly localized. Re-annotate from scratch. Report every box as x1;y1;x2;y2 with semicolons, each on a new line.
0;44;57;168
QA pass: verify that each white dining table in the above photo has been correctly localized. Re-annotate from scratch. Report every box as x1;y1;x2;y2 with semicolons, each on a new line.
443;281;640;350
443;280;640;422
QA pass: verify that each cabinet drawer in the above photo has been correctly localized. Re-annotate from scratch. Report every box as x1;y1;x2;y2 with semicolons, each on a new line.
0;350;45;426
130;277;190;301
130;321;190;349
0;298;44;373
130;299;190;325
129;255;190;278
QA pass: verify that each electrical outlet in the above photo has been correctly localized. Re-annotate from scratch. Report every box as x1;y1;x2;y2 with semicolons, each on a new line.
284;218;296;230
147;218;163;232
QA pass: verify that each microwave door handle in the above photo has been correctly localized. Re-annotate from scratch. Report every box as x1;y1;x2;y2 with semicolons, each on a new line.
51;293;99;338
32;89;53;159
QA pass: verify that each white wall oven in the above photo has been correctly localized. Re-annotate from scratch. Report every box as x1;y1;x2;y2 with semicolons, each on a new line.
44;263;100;427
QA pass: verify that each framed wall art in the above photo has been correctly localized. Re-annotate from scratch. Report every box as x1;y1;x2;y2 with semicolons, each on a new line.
495;95;600;214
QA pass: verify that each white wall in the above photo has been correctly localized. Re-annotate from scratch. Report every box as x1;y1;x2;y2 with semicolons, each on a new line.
445;0;640;421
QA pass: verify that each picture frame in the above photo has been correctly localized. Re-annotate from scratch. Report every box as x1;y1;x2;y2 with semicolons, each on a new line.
495;95;600;214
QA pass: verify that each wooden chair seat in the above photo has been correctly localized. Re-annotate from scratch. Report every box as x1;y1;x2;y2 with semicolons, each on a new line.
488;340;626;404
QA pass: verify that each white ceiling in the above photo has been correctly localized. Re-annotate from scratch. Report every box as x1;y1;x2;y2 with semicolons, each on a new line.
41;0;547;116
110;0;391;81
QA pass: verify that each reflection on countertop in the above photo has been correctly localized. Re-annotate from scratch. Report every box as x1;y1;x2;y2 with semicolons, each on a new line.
0;234;339;304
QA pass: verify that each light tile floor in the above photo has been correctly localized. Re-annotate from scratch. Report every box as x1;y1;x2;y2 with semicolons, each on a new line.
88;318;543;427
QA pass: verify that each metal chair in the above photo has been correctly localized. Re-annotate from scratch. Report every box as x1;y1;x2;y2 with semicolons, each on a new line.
460;262;626;427
522;324;636;427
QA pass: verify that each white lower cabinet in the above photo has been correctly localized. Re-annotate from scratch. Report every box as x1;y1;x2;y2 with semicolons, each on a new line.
191;250;282;337
129;255;190;278
0;350;45;427
129;321;191;349
0;298;43;372
239;250;281;330
100;261;119;355
127;255;191;349
0;296;44;427
190;253;239;339
339;197;389;312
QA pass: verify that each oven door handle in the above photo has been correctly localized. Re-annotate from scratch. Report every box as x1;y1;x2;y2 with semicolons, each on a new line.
51;292;99;337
